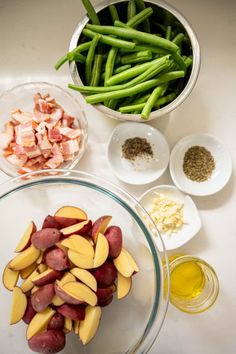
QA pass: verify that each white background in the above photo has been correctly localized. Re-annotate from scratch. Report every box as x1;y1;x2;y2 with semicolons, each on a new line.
0;0;235;353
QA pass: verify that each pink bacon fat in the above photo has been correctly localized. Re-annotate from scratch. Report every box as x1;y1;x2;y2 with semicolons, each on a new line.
0;92;81;173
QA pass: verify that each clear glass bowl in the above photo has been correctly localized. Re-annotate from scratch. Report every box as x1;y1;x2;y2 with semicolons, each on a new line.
0;82;88;177
0;170;169;354
69;0;201;122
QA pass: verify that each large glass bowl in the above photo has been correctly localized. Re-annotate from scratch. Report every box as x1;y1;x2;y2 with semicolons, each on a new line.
69;0;200;122
0;170;169;354
0;82;88;177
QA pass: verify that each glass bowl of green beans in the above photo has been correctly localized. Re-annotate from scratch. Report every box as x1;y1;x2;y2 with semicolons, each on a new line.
60;0;200;122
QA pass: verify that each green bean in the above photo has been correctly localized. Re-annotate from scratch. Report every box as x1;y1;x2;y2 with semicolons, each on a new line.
119;92;177;113
101;64;131;80
81;0;100;25
109;5;119;23
67;52;86;63
127;0;136;21
120;44;168;56
107;56;168;86
141;85;166;119
82;28;136;49
132;93;151;104
165;25;172;40
90;54;103;86
84;71;185;104
121;50;152;65
69;56;171;94
172;33;185;45
85;35;101;84
127;7;153;28
104;47;118;85
54;55;68;70
73;41;92;54
172;52;186;71
135;0;151;32
184;56;193;69
86;24;179;53
114;20;129;28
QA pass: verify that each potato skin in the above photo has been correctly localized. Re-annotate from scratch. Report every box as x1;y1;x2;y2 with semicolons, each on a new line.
22;297;36;324
54;216;78;228
104;226;123;258
31;283;55;312
96;288;113;307
94;261;117;287
54;282;83;305
44;248;70;271
48;313;64;330
57;304;85;321
28;329;65;354
32;270;63;287
42;216;60;229
32;228;61;250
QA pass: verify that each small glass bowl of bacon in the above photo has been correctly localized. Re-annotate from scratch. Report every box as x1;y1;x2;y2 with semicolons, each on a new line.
0;82;88;176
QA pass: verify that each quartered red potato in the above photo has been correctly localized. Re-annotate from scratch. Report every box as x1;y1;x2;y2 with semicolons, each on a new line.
0;93;81;174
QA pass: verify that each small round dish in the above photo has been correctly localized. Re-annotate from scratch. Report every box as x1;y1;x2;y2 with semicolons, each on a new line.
139;185;202;250
0;82;88;177
169;133;232;196
107;122;170;185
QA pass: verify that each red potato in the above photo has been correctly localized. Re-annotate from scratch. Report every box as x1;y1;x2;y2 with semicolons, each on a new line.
94;261;117;288
42;216;60;229
57;304;85;321
44;248;70;271
104;226;123;258
61;220;92;237
32;269;63;287
31;284;55;313
23;297;36;324
91;215;112;242
48;313;64;330
54;216;79;228
54;281;84;305
96;288;113;307
32;228;62;250
28;329;65;354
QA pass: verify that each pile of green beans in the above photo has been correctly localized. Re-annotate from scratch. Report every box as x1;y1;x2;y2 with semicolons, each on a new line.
55;0;193;120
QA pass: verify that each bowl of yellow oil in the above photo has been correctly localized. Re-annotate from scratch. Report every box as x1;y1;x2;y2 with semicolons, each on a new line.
167;255;219;314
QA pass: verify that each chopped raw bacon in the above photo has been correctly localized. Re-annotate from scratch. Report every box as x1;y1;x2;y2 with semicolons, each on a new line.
59;127;81;140
61;139;79;155
0;92;81;173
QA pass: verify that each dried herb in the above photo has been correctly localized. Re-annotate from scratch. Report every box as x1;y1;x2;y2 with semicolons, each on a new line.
122;137;153;161
183;145;215;182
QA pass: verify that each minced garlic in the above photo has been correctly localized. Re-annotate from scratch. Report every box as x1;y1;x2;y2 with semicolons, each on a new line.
146;193;184;234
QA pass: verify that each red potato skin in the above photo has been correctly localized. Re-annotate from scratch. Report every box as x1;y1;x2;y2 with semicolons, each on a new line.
54;282;84;305
104;226;123;258
94;261;117;288
91;215;112;241
48;313;65;330
28;329;65;354
57;304;85;321
32;270;63;287
22;297;36;324
42;216;60;229
97;288;113;307
54;216;79;228
31;283;55;313
32;228;62;250
62;220;93;237
45;247;70;271
18;221;37;252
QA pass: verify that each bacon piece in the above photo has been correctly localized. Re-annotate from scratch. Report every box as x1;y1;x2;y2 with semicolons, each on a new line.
60;139;79;156
24;155;46;167
36;133;52;158
59;127;81;140
44;143;64;169
0;122;14;149
34;93;52;113
48;108;64;127
3;149;13;157
48;128;62;143
33;108;50;123
13;144;26;156
15;121;35;147
24;145;42;159
11;109;33;124
36;122;47;135
61;113;75;128
7;153;27;167
64;154;74;161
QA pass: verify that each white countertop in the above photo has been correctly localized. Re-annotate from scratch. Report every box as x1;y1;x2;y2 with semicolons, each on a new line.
0;0;235;353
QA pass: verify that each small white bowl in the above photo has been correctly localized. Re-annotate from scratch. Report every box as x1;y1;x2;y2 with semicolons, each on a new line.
139;185;202;250
107;123;170;185
169;133;232;196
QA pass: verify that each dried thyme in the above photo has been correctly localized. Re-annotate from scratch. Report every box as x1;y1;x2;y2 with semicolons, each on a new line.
122;137;153;161
183;145;215;182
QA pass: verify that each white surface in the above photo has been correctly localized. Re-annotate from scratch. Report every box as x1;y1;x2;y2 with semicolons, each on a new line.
107;122;169;184
0;1;235;354
169;133;232;196
139;185;202;250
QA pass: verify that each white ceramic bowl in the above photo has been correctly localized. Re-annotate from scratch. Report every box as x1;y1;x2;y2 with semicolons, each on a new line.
169;133;232;196
139;184;202;250
107;122;170;184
